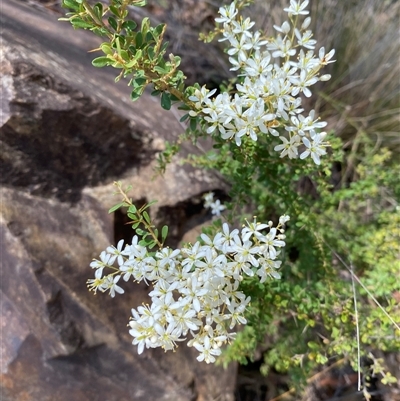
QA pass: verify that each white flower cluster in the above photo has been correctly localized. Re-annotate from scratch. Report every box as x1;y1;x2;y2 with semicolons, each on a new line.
189;0;335;165
203;191;226;216
88;215;290;363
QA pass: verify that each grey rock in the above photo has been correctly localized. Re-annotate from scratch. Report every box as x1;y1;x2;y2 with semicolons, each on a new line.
0;1;234;400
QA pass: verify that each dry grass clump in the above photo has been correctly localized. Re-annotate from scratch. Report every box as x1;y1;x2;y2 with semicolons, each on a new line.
251;0;399;145
251;0;399;152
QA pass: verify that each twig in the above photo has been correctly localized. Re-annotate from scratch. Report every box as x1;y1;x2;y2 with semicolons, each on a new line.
268;359;346;401
326;244;400;332
350;261;361;391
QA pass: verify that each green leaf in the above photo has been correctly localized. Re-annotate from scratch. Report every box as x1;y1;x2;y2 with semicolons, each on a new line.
128;205;137;213
100;43;113;55
180;113;189;123
92;56;111;67
307;341;319;350
131;76;147;88
161;225;168;242
154;65;169;74
145;31;154;43
62;0;80;10
147;46;155;61
133;0;146;6
120;49;130;62
122;20;137;31
91;27;109;37
151;90;161;96
154;23;165;37
71;18;93;29
108;202;125;213
160;41;169;54
135;32;143;48
138;239;147;247
172;55;181;67
132;222;140;229
143;200;157;209
189;117;197;131
141;17;150;35
148;241;156;250
109;5;120;17
93;3;103;19
143;211;151;225
127;213;138;220
131;87;144;101
108;17;118;31
161;92;171;110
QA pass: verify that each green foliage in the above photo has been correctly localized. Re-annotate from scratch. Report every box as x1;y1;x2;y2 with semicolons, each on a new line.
109;182;166;248
206;132;400;391
60;0;194;108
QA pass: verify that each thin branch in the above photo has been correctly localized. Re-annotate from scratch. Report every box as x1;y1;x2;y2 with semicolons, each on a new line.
268;359;346;401
350;261;361;391
325;243;400;332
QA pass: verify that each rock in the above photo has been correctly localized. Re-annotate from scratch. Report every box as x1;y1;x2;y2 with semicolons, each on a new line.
0;1;234;400
1;188;235;401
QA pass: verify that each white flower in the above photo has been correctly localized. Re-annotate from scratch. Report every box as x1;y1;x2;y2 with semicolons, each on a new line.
318;47;336;65
241;219;269;242
215;2;238;24
210;199;226;216
232;17;255;37
128;321;151;355
203;192;215;208
260;227;285;259
227;34;253;61
268;35;296;58
203;192;226;216
215;223;240;253
289;69;318;97
284;0;310;16
226;298;250;328
273;21;291;34
151;322;180;351
300;133;327;164
167;307;200;336
106;239;125;266
90;250;113;270
87;268;106;294
194;336;221;364
189;86;217;110
279;215;291;225
181;242;206;272
244;52;272;77
231;237;260;267
104;275;124;298
295;29;316;50
149;279;179;304
256;258;282;283
156;247;181;270
90;214;290;362
196;248;227;279
274;135;301;159
180;276;208;312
